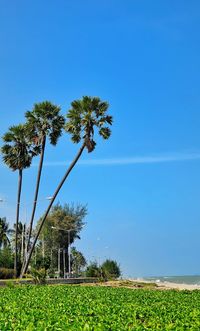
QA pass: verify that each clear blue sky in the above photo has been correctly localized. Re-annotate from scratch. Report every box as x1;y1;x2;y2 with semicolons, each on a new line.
0;0;200;277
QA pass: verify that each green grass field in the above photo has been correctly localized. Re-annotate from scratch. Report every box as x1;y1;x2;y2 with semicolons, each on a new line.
1;285;200;330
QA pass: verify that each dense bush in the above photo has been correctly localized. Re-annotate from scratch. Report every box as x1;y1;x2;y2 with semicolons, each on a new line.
85;262;101;278
0;267;15;279
0;247;14;269
86;260;121;280
102;259;121;279
31;255;51;271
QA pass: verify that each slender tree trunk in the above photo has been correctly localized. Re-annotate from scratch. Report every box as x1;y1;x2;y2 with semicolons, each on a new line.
20;144;85;277
27;135;46;250
14;169;23;277
42;233;45;260
21;225;24;262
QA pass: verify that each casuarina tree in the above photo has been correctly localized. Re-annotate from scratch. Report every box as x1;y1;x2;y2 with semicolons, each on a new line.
1;124;35;275
101;259;121;279
36;203;87;273
25;101;65;252
71;247;87;275
21;96;113;276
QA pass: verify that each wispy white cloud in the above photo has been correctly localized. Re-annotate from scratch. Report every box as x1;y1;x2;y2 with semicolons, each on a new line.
38;152;200;167
1;152;200;168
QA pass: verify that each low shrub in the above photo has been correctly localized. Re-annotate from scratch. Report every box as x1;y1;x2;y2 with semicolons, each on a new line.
5;280;15;288
0;268;15;279
30;268;47;285
85;262;101;278
47;267;56;278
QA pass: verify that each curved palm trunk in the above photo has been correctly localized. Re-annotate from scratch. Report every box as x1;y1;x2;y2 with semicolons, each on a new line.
14;169;23;277
26;135;46;251
20;144;85;277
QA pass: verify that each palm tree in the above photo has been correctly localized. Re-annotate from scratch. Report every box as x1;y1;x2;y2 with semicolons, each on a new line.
25;101;65;251
21;96;113;276
0;217;13;249
1;124;34;275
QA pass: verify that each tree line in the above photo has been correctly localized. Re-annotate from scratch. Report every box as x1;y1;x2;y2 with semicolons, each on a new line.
0;203;87;278
0;204;121;280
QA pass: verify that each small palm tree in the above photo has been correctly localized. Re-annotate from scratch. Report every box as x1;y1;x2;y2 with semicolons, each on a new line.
25;101;65;250
1;124;34;275
21;96;113;276
0;217;13;249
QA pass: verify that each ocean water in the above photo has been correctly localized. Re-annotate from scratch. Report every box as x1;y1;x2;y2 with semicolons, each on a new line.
143;275;200;285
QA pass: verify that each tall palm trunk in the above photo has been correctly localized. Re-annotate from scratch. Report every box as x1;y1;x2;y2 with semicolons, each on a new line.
21;224;24;262
26;135;46;251
20;143;85;277
14;169;23;277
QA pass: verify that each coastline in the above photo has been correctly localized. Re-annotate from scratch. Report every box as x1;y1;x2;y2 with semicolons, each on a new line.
157;281;200;290
130;278;200;290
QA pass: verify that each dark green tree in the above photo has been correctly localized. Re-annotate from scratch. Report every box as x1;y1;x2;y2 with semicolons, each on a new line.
85;261;101;278
71;247;87;275
0;217;13;249
25;101;65;250
102;259;121;279
21;96;113;276
0;246;14;269
1;124;35;275
36;203;87;273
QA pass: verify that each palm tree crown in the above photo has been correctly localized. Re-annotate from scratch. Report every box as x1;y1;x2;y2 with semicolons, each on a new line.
65;96;113;152
1;124;36;171
25;101;65;145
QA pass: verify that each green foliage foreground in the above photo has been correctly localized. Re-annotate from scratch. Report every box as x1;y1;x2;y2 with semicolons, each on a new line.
1;285;200;330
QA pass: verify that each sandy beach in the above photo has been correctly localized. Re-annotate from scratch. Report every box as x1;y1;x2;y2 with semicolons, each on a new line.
130;278;200;290
156;281;200;290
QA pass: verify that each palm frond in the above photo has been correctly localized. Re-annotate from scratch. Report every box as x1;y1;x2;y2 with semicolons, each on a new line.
99;127;111;139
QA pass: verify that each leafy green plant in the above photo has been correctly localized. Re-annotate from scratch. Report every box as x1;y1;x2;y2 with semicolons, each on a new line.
30;267;46;285
1;285;200;330
5;280;15;288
